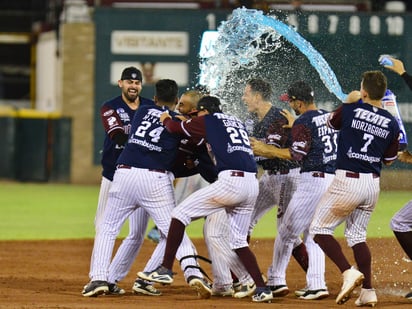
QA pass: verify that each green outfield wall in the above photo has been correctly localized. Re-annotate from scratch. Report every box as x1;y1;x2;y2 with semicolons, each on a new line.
92;8;412;175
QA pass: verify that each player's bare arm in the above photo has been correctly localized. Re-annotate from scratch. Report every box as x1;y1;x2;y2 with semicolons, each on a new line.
250;137;292;160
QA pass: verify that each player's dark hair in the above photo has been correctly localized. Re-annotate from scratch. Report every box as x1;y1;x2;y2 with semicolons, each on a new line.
286;80;314;104
247;78;273;101
197;96;222;114
155;79;178;103
362;71;387;100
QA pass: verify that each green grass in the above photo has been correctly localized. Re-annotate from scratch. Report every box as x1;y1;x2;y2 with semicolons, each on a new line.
0;181;410;240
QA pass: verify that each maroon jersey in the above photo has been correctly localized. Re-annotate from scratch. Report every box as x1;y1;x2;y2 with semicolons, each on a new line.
252;106;300;172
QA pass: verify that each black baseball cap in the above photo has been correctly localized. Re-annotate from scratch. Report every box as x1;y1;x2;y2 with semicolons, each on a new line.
120;67;142;81
196;96;222;114
280;80;314;102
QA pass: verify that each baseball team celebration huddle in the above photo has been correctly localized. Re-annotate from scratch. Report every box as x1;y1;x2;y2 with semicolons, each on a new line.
81;51;412;306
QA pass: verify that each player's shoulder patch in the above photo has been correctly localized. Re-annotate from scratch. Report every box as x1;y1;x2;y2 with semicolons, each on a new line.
103;109;114;117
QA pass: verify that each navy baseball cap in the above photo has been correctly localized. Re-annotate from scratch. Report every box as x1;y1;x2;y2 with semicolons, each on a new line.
280;80;314;102
121;67;142;81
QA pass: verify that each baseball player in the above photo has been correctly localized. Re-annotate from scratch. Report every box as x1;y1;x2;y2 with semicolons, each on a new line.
82;79;210;298
391;149;412;299
383;56;412;300
175;90;256;297
84;67;154;296
251;80;336;300
390;183;412;300
242;78;309;298
147;90;209;244
173;90;216;202
310;70;400;306
138;95;274;303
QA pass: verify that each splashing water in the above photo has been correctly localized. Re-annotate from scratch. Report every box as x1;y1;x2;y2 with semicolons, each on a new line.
199;9;282;96
198;8;347;114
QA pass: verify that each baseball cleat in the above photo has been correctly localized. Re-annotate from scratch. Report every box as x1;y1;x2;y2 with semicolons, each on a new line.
137;266;173;284
355;288;377;307
233;281;242;292
188;276;212;299
269;284;289;297
294;286;308;297
211;286;234;297
299;288;329;300
233;282;256;298
336;267;364;304
132;279;162;296
252;287;274;303
82;280;109;297
108;283;125;295
406;291;412;300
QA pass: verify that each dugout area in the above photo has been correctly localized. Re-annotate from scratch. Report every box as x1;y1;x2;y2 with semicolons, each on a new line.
0;107;71;182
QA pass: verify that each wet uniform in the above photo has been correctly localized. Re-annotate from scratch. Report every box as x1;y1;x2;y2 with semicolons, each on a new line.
164;112;259;280
311;101;400;245
273;109;337;291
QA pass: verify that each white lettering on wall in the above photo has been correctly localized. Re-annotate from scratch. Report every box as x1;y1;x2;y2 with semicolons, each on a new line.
111;31;189;55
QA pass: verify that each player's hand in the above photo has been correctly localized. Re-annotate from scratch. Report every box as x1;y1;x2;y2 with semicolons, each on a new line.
250;137;291;160
398;150;412;164
385;57;406;76
160;111;171;123
250;137;270;157
344;91;361;104
280;109;295;128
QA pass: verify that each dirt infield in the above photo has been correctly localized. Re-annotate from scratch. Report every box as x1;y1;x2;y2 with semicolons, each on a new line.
0;238;411;308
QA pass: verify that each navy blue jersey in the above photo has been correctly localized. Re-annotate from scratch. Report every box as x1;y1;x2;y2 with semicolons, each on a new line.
163;112;257;173
328;102;400;175
290;109;337;173
252;106;300;171
100;95;154;180
117;105;182;171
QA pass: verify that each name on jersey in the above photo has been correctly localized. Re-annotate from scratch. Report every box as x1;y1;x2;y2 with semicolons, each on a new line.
313;113;337;137
142;108;163;123
215;113;245;129
351;108;390;139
